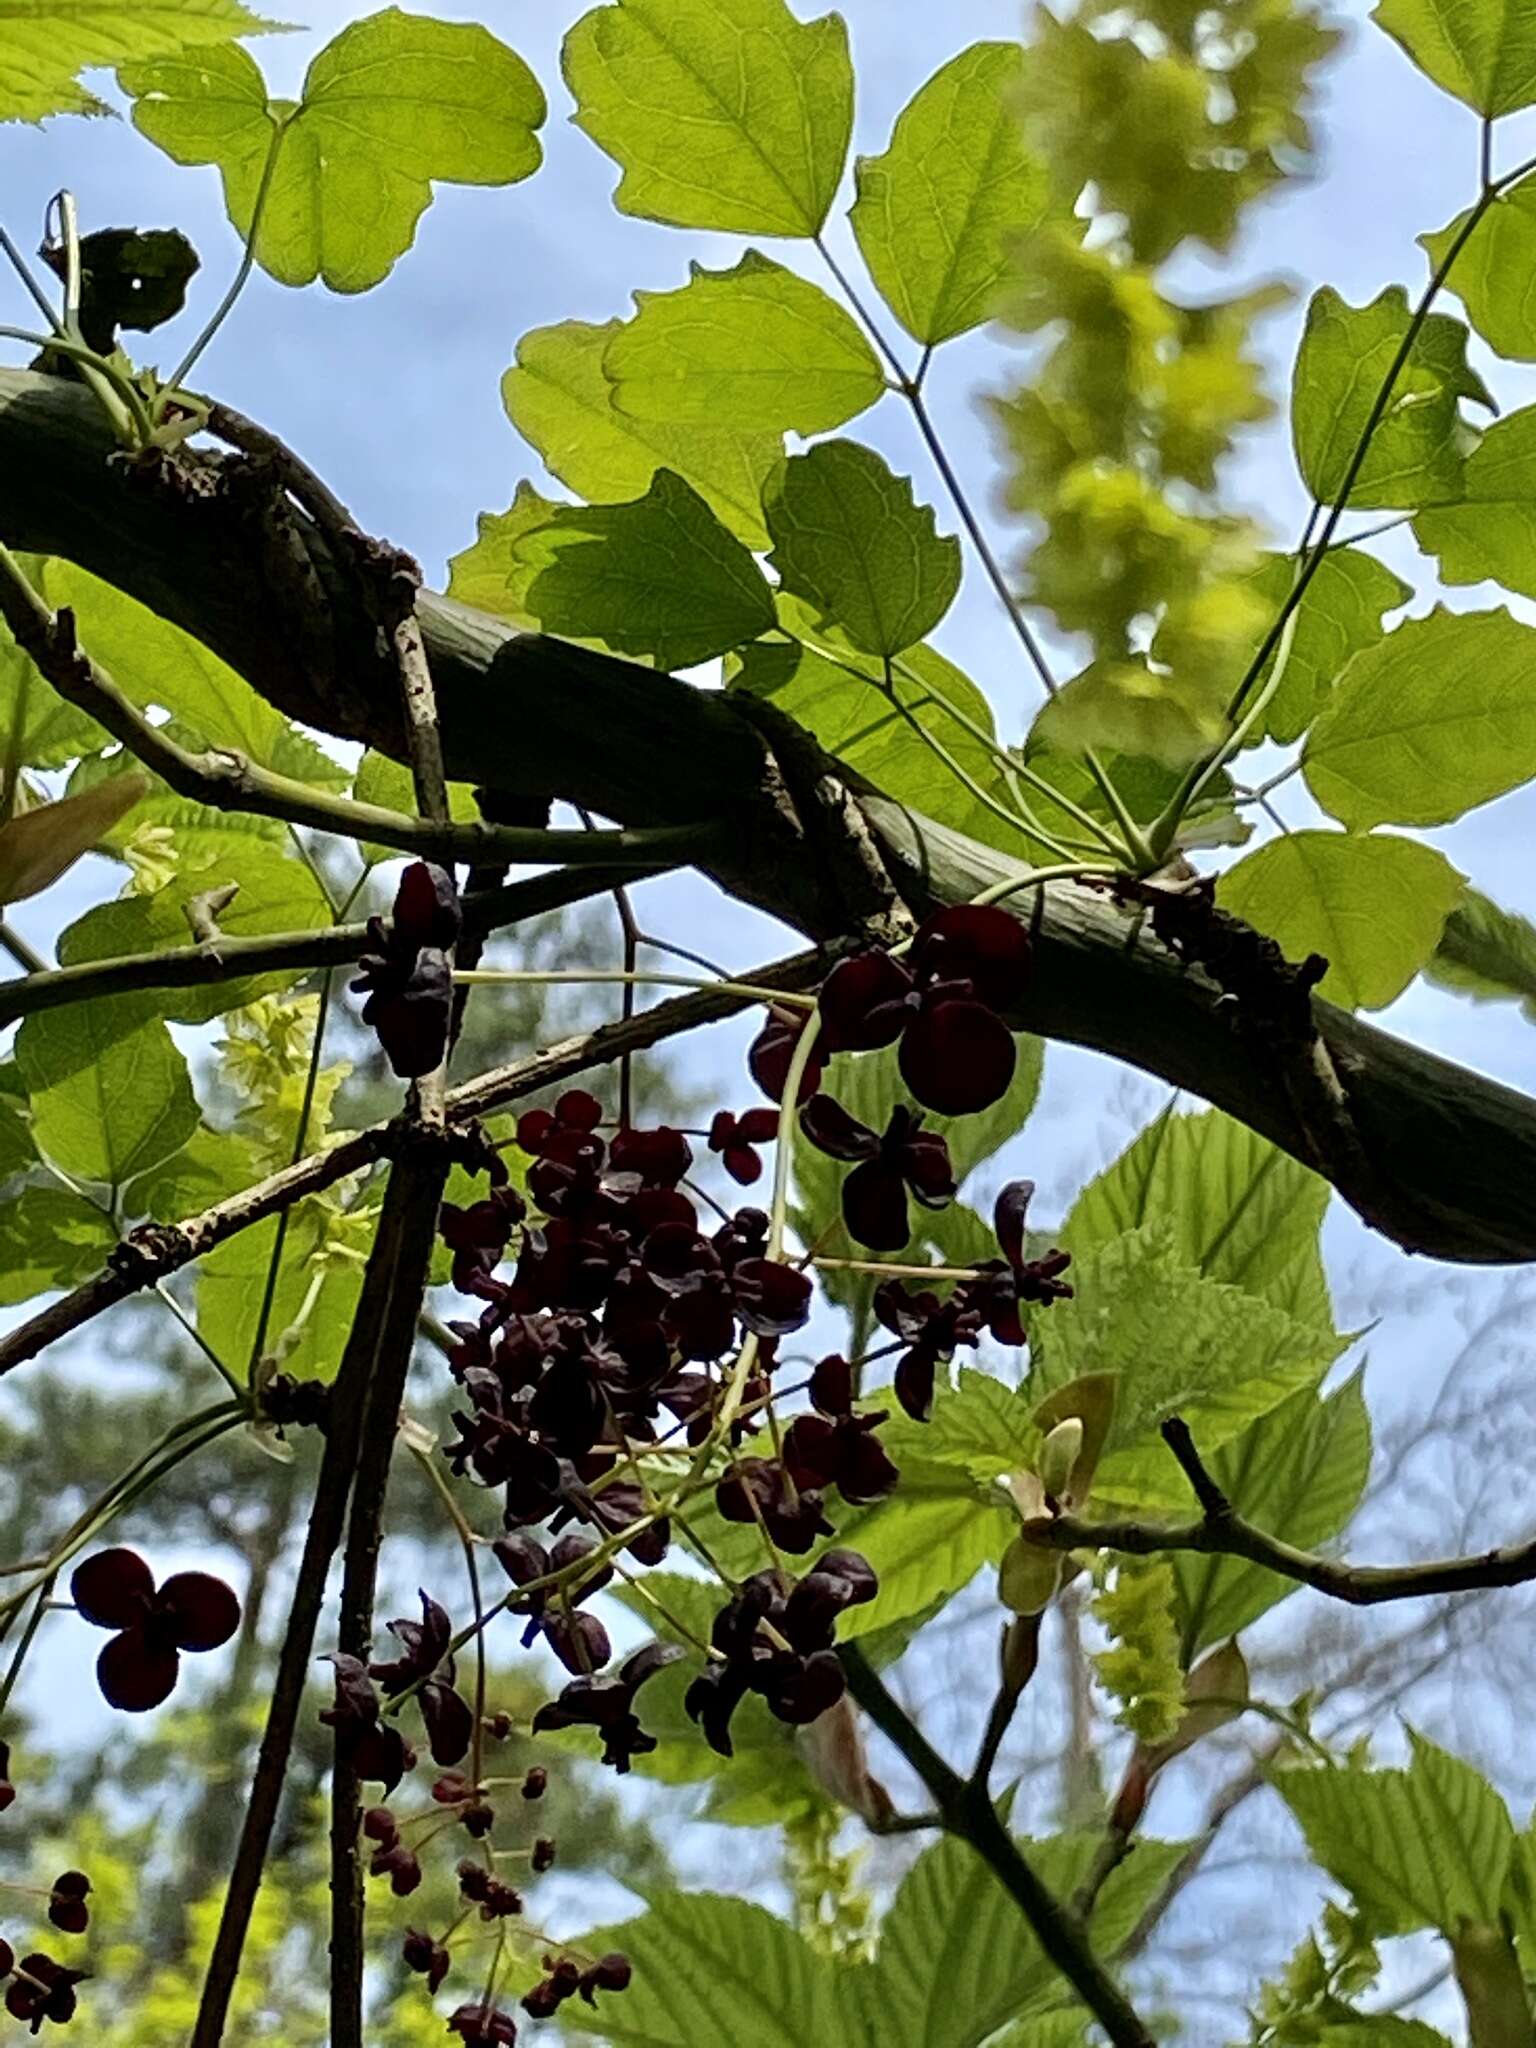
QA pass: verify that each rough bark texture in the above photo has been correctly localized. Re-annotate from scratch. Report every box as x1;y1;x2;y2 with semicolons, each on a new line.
5;364;1536;1264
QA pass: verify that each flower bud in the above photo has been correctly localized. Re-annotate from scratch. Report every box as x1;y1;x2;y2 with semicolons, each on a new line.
1001;1613;1042;1697
1038;1417;1084;1505
998;1533;1061;1617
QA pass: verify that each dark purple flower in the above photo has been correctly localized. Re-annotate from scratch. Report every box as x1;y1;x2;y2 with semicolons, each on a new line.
731;1257;812;1337
319;1652;416;1792
46;1874;90;1936
71;1548;240;1712
747;1008;825;1103
531;1640;682;1772
715;1457;835;1554
872;1279;984;1422
707;1108;780;1186
799;1097;955;1250
954;1180;1074;1345
448;2001;518;2045
4;1952;87;2034
784;1357;899;1506
401;1928;450;1993
350;862;461;1078
369;1592;473;1768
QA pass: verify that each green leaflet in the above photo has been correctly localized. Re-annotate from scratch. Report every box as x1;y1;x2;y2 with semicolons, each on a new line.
1303;608;1536;830
0;1186;117;1305
447;470;774;669
350;748;481;865
1064;1106;1333;1331
1427;886;1536;1017
1291;285;1492;507
500;318;781;548
196;1201;367;1382
0;557;111;767
850;42;1050;347
125;9;545;293
1417;403;1536;599
603;251;886;435
1173;1371;1371;1655
562;0;852;237
0;0;272;123
828;1463;1015;1641
1277;1731;1515;1937
1216;830;1466;1011
0;1094;32;1179
1373;0;1536;117
764;441;961;658
1424;187;1536;362
17;1008;199;1189
125;1123;262;1220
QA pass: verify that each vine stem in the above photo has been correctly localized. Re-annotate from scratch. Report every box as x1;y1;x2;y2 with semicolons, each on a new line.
164;120;285;400
454;967;815;1008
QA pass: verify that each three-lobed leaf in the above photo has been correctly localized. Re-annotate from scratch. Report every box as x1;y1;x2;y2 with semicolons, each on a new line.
764;442;961;658
1304;608;1536;831
1216;830;1467;1011
603;251;886;435
850;42;1050;347
125;8;546;293
562;0;852;237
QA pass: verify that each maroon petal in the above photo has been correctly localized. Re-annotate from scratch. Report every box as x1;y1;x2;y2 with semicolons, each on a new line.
98;1627;179;1711
994;1179;1036;1270
160;1571;241;1651
723;1143;763;1186
748;1011;825;1104
768;1647;846;1725
900;998;1016;1116
902;1130;957;1207
893;1347;937;1423
841;1159;911;1252
71;1547;154;1630
732;1257;812;1337
799;1092;879;1163
841;1427;900;1503
783;1414;840;1491
911;904;1030;1010
817;952;913;1052
393;860;461;950
810;1354;853;1417
421;1680;475;1767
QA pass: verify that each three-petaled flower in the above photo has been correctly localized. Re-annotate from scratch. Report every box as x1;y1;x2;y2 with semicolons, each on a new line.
70;1548;240;1712
799;1096;956;1250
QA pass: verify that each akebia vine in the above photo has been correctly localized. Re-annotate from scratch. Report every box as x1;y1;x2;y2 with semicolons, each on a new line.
6;0;1536;2043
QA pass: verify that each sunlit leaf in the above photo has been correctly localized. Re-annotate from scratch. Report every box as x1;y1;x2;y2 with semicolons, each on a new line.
0;771;147;905
1416;403;1536;597
196;1199;367;1381
0;1186;117;1304
850;42;1049;346
500;319;780;548
1303;608;1536;830
0;0;273;123
125;8;545;294
1374;0;1536;117
17;1008;199;1189
1427;886;1536;1018
1292;285;1492;508
1423;187;1536;363
764;442;960;658
603;251;886;435
1216;830;1465;1010
562;0;852;237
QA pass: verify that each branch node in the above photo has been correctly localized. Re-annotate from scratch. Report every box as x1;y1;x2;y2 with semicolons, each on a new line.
1160;1417;1230;1521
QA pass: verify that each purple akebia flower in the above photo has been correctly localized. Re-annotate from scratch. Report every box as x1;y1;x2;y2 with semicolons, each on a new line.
368;1592;474;1767
70;1548;240;1713
351;861;461;1078
872;1279;984;1422
531;1640;683;1772
956;1180;1074;1345
799;1096;956;1250
783;1355;900;1506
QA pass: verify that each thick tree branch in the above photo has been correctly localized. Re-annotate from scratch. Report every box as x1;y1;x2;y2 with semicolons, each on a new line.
0;949;823;1380
1023;1416;1536;1605
5;367;1536;1261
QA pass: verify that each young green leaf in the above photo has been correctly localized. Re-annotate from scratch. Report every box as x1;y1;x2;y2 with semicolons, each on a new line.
1423;187;1536;362
1277;1731;1515;1937
827;1465;1015;1640
17;1010;200;1189
849;42;1050;347
1427;886;1536;1017
0;771;147;906
0;0;272;123
124;9;546;294
1216;830;1466;1010
0;1186;117;1306
1173;1372;1371;1655
561;0;852;237
763;442;961;658
500;319;780;548
450;470;774;669
196;1203;366;1382
1417;404;1536;598
603;251;886;434
1292;285;1492;507
1373;0;1536;117
0;557;112;767
1303;608;1536;830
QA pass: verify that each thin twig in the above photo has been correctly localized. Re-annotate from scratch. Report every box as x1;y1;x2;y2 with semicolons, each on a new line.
0;919;45;973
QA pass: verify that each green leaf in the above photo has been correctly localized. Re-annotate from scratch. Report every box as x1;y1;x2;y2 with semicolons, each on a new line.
1292;286;1492;508
1065;1106;1333;1331
124;1122;261;1220
0;0;272;123
126;8;546;294
1424;188;1536;362
0;1094;33;1179
17;1009;199;1189
458;470;775;668
1427;886;1536;1018
828;1466;1015;1640
1501;1816;1536;1962
561;1891;844;2046
1277;1731;1515;1937
350;748;482;865
1173;1372;1371;1655
1216;831;1466;1011
1304;608;1536;830
561;0;852;237
849;42;1050;347
735;621;1029;857
55;836;332;1023
1417;404;1536;597
0;1186;117;1305
1374;0;1536;119
500;319;780;548
0;772;147;906
0;558;112;765
196;1200;367;1381
850;1830;1188;2048
603;251;886;435
763;442;960;659
1031;1227;1347;1509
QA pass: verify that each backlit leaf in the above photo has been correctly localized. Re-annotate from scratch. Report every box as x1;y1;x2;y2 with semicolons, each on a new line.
0;772;147;905
1303;608;1536;830
764;442;960;658
17;1008;199;1188
1374;0;1536;117
1424;187;1536;362
0;1186;117;1305
849;42;1050;346
562;0;852;237
603;251;886;435
125;9;545;294
1416;402;1536;597
0;0;272;123
1427;886;1536;1018
1216;831;1465;1010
